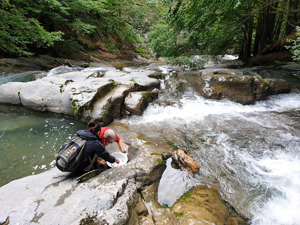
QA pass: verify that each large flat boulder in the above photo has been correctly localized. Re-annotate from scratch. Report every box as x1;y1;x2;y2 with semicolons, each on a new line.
0;134;168;225
177;69;290;105
0;70;161;125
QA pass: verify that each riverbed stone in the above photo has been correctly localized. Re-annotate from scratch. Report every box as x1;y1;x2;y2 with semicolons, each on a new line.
0;82;23;105
253;76;270;100
198;73;256;105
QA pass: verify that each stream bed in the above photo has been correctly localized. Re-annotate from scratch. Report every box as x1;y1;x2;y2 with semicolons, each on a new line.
1;64;300;224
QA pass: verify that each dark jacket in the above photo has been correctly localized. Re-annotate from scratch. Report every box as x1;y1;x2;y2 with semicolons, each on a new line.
76;130;116;163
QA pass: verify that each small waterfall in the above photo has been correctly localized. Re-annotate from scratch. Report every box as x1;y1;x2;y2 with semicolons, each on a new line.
47;65;79;76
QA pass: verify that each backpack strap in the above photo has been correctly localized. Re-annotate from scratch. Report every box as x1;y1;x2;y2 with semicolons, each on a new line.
88;156;95;170
83;155;97;171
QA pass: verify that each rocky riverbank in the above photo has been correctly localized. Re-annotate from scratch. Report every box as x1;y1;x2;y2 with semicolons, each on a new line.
1;54;297;224
0;122;248;225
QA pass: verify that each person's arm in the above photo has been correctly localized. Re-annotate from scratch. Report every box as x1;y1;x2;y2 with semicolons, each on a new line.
117;138;129;157
94;141;117;163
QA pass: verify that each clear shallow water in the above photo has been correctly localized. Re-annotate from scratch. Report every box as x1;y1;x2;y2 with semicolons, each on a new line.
0;71;47;85
0;104;85;187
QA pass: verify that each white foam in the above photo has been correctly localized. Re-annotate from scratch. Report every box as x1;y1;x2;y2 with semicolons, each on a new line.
47;66;77;76
125;93;300;125
222;54;239;60
250;155;300;225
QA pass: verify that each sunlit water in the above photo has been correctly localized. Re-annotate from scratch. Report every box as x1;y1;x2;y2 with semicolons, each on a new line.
1;64;300;224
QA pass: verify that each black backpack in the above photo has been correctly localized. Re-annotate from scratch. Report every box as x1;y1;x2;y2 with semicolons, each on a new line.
56;135;87;172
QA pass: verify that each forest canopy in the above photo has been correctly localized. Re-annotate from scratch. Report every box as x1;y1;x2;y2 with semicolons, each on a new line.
147;0;300;61
0;0;299;61
0;0;160;57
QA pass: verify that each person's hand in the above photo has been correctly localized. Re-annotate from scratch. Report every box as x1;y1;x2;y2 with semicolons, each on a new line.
97;159;105;167
115;158;120;164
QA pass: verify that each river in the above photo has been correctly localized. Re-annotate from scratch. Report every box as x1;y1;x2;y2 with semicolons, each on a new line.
1;63;300;224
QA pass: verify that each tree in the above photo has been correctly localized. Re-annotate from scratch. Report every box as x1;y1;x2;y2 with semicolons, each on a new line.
0;1;63;56
0;0;154;57
148;0;300;62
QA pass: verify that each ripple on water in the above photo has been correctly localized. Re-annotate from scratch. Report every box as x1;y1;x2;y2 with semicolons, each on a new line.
0;104;85;187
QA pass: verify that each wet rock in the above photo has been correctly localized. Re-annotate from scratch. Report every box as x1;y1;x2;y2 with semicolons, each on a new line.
171;148;200;174
198;73;257;105
253;76;270;100
265;78;291;94
199;68;244;76
124;91;159;115
132;180;249;225
146;62;181;74
171;186;248;225
148;71;165;80
135;195;148;216
177;68;290;105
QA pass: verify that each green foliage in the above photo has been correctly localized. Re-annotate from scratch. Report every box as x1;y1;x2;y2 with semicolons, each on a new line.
147;23;184;57
174;212;183;217
135;47;151;58
286;26;300;62
105;39;120;54
134;48;151;54
0;5;63;56
147;0;244;57
165;55;206;70
0;0;152;57
71;19;97;36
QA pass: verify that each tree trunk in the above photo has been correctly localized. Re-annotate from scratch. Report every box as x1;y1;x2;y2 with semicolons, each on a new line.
253;0;281;55
253;13;263;56
286;0;299;35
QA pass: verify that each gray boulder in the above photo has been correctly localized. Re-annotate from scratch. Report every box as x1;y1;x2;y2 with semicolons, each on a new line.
198;73;257;105
265;78;291;94
0;70;161;125
178;69;290;105
0;141;168;225
124;90;159;115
